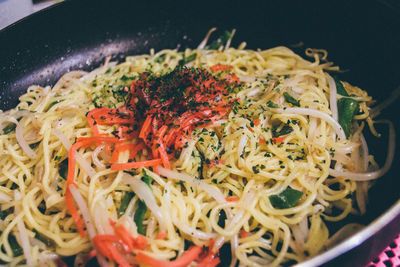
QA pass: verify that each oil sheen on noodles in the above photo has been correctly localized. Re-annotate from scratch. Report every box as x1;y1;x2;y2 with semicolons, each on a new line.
0;29;395;266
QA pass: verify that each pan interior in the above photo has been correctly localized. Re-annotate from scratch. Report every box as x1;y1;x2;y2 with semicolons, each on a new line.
0;0;399;265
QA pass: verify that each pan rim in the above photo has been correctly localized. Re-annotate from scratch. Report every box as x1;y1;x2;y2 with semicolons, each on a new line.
297;198;400;266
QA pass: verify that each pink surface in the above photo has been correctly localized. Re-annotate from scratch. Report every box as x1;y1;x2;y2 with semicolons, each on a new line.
367;234;400;267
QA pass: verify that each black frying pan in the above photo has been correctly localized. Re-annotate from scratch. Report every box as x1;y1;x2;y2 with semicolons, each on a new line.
1;0;400;266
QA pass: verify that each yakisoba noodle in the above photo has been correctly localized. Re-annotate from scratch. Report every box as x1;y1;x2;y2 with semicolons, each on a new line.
0;29;395;266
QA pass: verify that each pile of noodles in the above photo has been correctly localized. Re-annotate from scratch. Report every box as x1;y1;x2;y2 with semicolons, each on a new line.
0;30;395;266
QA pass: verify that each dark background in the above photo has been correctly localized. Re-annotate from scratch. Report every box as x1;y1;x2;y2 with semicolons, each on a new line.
0;0;399;266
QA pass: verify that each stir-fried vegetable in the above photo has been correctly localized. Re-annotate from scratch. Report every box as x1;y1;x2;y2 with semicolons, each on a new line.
217;209;227;228
141;169;153;188
0;210;8;220
334;76;348;96
111;159;162;170
118;191;134;218
267;100;278;108
283;92;300;106
92;220;147;266
136;246;203;267
269;187;303;209
271;136;286;144
205;30;233;50
178;53;197;66
338;97;359;138
33;229;54;247
66;136;120;237
334;76;359;138
272;124;293;137
2;123;16;135
45;99;63;111
197;239;220;267
210;64;232;73
8;234;23;257
134;200;147;235
136;238;220;267
28;141;40;149
154;53;166;64
58;158;69;180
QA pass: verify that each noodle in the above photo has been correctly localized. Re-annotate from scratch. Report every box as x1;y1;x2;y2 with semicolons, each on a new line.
0;30;394;266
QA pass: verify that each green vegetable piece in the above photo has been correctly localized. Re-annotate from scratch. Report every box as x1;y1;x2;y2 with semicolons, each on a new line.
118;191;134;218
120;75;130;81
0;210;9;220
29;142;40;149
10;183;18;190
272;124;292;137
184;239;193;251
2;124;16;135
134;200;147;235
175;181;184;186
269;187;303;209
337;97;359;138
283;92;300;106
206;30;232;50
38;200;46;214
58;158;69;180
267;100;278;108
46;99;63;111
197;150;205;180
178;53;197;66
217;209;227;228
141;169;153;188
33;229;54;247
9;234;23;257
154;54;166;63
252;166;260;174
334;76;348;96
